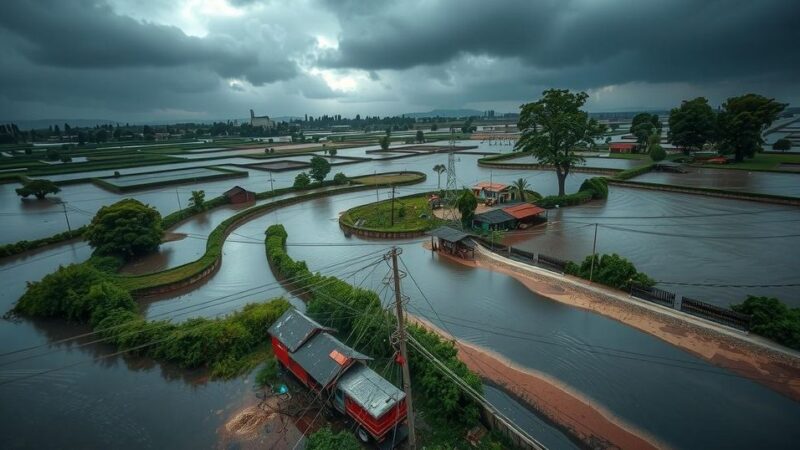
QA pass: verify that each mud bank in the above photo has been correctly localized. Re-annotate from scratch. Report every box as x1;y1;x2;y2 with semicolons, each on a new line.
409;312;664;450
463;246;800;403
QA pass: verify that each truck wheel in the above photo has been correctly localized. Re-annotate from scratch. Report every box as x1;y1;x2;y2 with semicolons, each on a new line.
356;426;370;443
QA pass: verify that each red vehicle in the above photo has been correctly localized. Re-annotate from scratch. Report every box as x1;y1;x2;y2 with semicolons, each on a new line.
268;308;408;446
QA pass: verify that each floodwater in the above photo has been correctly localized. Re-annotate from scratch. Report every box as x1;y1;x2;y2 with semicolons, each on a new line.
504;153;646;170
2;140;800;449
633;166;800;198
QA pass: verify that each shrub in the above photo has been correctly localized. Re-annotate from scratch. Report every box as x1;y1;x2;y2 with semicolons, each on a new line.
565;253;654;289
0;227;85;258
306;427;361;450
579;177;608;199
535;190;593;209
293;172;311;188
732;296;800;350
333;172;348;185
84;199;163;259
255;358;279;388
614;163;654;180
772;138;792;151
649;144;666;162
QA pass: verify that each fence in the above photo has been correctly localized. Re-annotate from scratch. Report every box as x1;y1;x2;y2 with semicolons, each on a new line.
680;297;751;331
630;283;676;308
472;239;751;333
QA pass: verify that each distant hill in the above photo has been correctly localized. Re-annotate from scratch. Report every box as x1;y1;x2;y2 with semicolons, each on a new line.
403;109;485;119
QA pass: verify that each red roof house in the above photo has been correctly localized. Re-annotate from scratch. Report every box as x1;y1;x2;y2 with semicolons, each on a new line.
502;203;545;221
223;186;256;204
609;142;637;153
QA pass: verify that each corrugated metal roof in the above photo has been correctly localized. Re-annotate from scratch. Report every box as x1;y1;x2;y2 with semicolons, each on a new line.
337;364;405;419
267;308;333;353
291;332;371;387
427;226;471;243
473;182;510;192
502;203;545;219
474;208;515;225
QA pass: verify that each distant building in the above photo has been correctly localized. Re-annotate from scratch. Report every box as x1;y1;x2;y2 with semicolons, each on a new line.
154;132;170;141
472;182;516;203
609;142;637;153
250;109;275;129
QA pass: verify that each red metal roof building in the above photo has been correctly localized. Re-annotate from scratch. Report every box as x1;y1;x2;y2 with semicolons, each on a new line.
502;203;545;220
223;185;256;204
472;182;516;203
268;308;408;445
609;142;637;153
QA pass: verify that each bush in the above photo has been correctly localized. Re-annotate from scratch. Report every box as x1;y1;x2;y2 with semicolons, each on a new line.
306;427;361;450
579;177;608;199
536;190;593;208
84;199;163;259
0;227;85;258
565;253;654;289
732;296;800;350
333;172;348;185
255;358;279;388
649;144;666;162
614;163;654;180
772;138;792;151
293;172;311;188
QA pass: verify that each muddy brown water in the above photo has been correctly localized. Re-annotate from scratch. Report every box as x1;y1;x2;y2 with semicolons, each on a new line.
633;166;800;197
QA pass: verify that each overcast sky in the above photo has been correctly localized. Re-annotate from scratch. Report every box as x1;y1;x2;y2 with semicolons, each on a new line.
1;0;798;122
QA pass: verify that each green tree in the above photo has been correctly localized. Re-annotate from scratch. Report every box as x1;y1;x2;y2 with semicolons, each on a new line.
431;123;438;131
15;179;61;200
648;134;666;161
456;189;478;226
512;178;529;201
309;156;331;183
46;148;60;161
565;253;654;289
293;172;311;188
379;135;390;150
732;296;800;350
773;138;792;152
716;94;787;162
84;199;163;259
667;97;716;154
515;89;606;196
630;113;662;151
189;190;206;212
333;172;348;185
432;163;447;189
306;426;361;449
416;129;425;143
328;147;337;157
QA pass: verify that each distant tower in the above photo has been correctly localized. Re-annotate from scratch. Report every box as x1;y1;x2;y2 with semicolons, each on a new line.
250;109;255;120
442;129;460;222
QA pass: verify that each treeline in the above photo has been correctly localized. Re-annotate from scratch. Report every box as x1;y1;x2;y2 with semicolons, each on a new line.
732;296;800;350
264;224;484;430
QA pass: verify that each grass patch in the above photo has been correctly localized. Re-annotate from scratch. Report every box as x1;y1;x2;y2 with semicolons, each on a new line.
350;171;424;185
340;193;441;232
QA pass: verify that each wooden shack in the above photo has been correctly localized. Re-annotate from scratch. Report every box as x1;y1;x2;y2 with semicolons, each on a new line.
223;185;256;204
428;226;475;259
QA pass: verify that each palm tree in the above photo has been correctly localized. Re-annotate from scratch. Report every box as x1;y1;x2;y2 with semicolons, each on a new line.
432;164;447;189
513;178;529;202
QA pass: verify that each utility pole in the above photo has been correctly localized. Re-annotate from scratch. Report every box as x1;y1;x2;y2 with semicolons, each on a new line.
62;202;71;232
375;169;379;203
268;173;275;193
390;185;396;226
589;223;598;282
175;189;182;210
390;248;416;449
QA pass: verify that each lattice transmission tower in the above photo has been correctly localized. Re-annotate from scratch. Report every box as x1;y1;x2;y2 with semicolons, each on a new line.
442;129;460;222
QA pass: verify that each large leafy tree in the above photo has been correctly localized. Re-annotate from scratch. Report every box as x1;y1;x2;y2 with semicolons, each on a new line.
515;89;606;196
512;178;529;201
15;179;60;200
667;97;716;154
716;94;786;162
308;156;331;183
630;113;662;151
456;189;478;226
85;199;163;259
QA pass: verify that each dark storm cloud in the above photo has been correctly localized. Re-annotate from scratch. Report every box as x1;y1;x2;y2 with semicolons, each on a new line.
320;0;800;87
0;0;297;85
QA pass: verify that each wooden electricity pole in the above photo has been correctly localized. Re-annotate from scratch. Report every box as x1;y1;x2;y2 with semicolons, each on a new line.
390;247;416;449
390;185;396;226
61;201;71;232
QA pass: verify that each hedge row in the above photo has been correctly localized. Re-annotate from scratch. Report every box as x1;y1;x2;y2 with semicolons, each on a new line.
535;190;594;209
613;163;654;180
265;224;482;428
13;258;290;377
0;227;86;258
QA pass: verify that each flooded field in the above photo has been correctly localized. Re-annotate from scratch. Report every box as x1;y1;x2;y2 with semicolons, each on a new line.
499;153;646;170
2;140;800;449
98;167;239;188
633;166;800;197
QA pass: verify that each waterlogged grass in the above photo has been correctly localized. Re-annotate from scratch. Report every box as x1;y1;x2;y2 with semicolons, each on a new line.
696;152;800;172
350;171;424;185
340;193;441;232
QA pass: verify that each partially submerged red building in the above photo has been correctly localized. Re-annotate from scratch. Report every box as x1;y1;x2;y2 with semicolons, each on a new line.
223;185;256;204
268;308;408;445
609;142;637;153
